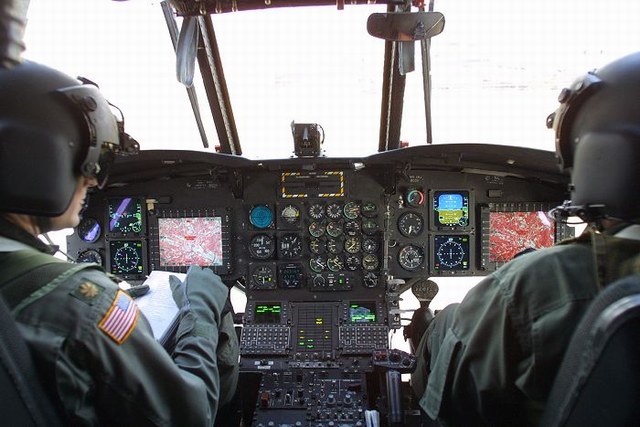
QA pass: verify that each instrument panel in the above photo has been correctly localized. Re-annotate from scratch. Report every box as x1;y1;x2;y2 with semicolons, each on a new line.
68;146;572;425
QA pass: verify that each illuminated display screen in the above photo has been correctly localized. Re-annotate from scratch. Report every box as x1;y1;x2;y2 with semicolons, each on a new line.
108;198;143;234
158;217;223;267
433;235;470;271
296;304;333;351
109;240;144;275
349;302;377;323
254;303;282;324
433;191;470;228
489;211;555;262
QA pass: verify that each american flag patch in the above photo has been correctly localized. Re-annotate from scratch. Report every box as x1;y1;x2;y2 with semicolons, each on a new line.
98;290;139;344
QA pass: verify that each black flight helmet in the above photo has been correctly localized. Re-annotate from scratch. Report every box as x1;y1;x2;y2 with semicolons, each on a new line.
0;60;122;216
547;51;640;223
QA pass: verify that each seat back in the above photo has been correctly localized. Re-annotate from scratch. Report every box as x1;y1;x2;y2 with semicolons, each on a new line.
0;295;63;426
540;273;640;427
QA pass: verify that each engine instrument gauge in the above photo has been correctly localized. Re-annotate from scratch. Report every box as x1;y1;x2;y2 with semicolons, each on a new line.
327;238;342;254
326;221;343;238
326;203;342;219
309;238;325;254
327;255;344;272
406;189;425;207
344;236;361;254
344;220;360;236
248;234;275;259
343;201;361;220
362;254;379;271
398;211;424;237
346;254;361;271
77;217;101;243
398;245;425;271
308;203;325;220
363;272;379;287
279;233;303;259
308;221;325;238
249;205;274;229
362;237;378;254
361;201;378;218
309;255;326;273
361;218;378;235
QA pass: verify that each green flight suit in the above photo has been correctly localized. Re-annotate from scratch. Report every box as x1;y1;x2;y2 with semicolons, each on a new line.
0;234;238;426
412;229;640;427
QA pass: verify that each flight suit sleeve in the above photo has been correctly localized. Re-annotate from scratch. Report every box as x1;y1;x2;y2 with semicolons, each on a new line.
54;268;233;426
413;270;528;425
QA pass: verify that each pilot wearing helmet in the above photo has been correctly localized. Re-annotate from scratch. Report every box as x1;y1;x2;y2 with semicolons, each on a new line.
407;52;640;426
0;61;238;425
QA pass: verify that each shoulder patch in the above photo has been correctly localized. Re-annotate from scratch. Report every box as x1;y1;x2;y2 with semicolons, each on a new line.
70;281;105;305
98;290;139;345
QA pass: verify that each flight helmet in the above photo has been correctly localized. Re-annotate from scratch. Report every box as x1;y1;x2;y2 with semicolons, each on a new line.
547;52;640;223
0;60;123;216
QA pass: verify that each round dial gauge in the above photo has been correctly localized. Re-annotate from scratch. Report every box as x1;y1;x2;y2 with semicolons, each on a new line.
362;238;378;254
326;221;343;238
309;238;325;254
308;221;325;238
279;233;303;259
326;203;342;219
327;238;342;254
344;220;360;236
308;203;325;220
398;245;425;271
344;236;361;254
345;254;361;271
327;255;344;272
77;249;103;265
343;202;361;220
280;204;301;224
114;245;141;273
249;205;273;229
248;234;275;259
77;217;101;243
436;239;466;268
406;189;425;207
309;256;326;273
361;218;378;235
251;265;276;289
362;254;379;271
361;201;378;218
398;211;424;237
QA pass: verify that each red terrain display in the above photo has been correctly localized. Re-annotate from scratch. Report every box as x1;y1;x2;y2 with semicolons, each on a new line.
158;217;223;267
489;211;554;262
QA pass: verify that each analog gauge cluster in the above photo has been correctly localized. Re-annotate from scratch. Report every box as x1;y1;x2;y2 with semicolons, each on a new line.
305;200;381;276
246;200;382;290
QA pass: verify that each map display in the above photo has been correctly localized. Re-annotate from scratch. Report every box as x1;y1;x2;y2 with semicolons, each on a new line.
489;211;554;262
158;217;223;267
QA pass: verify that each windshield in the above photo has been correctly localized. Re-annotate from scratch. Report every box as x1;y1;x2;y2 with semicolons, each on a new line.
24;0;640;159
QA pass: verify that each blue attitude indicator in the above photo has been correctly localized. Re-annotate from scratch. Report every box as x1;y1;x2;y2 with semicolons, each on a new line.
249;204;274;229
433;191;470;228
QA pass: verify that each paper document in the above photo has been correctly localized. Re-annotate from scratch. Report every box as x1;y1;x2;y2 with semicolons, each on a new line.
133;271;184;345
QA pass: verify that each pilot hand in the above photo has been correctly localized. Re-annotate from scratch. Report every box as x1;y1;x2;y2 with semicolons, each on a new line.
404;306;434;353
169;265;229;327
